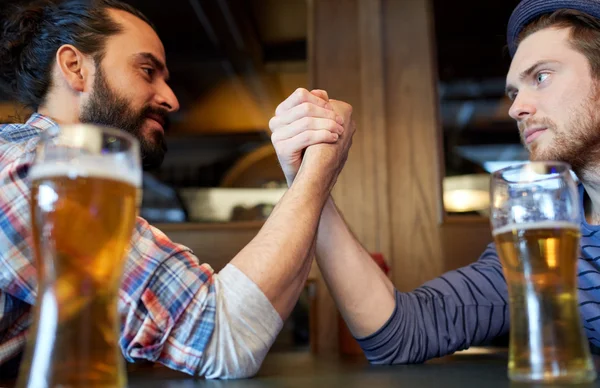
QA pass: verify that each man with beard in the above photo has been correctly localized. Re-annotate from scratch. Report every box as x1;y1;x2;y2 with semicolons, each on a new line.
269;0;600;365
80;63;170;169
0;0;354;379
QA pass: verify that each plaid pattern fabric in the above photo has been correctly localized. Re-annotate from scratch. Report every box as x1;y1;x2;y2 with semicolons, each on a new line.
0;113;216;375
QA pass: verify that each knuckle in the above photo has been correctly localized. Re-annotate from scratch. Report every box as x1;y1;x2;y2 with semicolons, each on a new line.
275;100;287;115
299;117;312;130
294;88;308;100
268;117;277;131
300;131;313;146
270;132;280;144
300;102;312;115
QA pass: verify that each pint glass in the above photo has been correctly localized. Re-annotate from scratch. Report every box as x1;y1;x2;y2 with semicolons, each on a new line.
17;124;141;387
490;161;596;383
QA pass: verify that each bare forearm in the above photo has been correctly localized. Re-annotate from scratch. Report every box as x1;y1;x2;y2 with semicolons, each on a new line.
229;167;332;320
316;197;395;337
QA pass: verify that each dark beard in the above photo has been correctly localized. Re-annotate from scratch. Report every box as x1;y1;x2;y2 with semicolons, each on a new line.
79;65;169;170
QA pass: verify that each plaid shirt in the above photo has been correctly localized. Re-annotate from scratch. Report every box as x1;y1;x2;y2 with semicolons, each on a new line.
0;113;216;375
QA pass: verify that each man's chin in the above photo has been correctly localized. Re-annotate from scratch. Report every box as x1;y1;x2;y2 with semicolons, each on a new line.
529;150;560;162
527;139;555;161
528;149;546;161
143;120;165;136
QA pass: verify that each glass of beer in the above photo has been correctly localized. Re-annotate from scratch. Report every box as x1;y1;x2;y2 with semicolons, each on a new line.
17;124;141;387
490;161;596;383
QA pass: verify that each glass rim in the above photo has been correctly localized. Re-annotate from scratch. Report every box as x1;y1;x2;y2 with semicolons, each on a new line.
42;123;139;148
491;161;573;184
34;122;142;188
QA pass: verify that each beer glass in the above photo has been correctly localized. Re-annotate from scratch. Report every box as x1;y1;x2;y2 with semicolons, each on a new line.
490;161;596;383
17;124;141;387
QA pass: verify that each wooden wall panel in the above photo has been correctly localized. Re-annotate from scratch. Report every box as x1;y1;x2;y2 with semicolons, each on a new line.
383;0;444;291
441;219;493;271
358;0;392;263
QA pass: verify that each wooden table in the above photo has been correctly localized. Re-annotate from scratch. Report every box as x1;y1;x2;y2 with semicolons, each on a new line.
125;348;600;388
3;348;599;387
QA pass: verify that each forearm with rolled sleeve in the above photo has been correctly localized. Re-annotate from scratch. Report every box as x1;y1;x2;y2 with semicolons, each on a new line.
197;264;283;379
356;243;509;364
118;220;282;379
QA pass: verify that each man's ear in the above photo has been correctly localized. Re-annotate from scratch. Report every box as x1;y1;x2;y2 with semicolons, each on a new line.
55;44;93;93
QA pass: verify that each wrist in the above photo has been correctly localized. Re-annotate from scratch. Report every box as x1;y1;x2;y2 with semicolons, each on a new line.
292;161;336;201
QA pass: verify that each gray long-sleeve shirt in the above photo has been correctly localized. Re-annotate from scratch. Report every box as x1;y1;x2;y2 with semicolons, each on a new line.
358;186;600;364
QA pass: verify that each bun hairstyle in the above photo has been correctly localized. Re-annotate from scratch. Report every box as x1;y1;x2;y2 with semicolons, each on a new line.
0;0;154;110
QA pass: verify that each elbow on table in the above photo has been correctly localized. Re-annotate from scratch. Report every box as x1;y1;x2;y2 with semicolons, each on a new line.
200;337;271;380
363;349;430;366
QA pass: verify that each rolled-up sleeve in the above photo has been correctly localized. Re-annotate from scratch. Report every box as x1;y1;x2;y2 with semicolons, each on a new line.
117;218;283;379
198;264;283;379
118;218;216;375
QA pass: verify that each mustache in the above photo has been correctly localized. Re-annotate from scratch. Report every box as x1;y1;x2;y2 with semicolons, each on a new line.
141;105;171;131
517;117;555;133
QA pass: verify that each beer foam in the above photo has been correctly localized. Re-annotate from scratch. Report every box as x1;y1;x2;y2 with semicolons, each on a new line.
30;160;141;187
492;221;579;236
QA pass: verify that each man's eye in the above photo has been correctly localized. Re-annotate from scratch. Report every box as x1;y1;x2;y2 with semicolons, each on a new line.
536;72;549;83
142;67;155;77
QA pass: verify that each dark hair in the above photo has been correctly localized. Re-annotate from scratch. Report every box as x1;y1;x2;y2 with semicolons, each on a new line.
517;9;600;79
0;0;154;110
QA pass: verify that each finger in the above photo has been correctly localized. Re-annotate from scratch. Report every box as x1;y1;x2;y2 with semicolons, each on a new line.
311;89;329;101
276;88;331;116
269;102;343;130
271;117;344;143
276;130;339;154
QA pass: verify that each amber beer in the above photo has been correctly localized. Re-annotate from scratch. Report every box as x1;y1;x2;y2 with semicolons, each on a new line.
493;221;596;383
18;161;138;388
